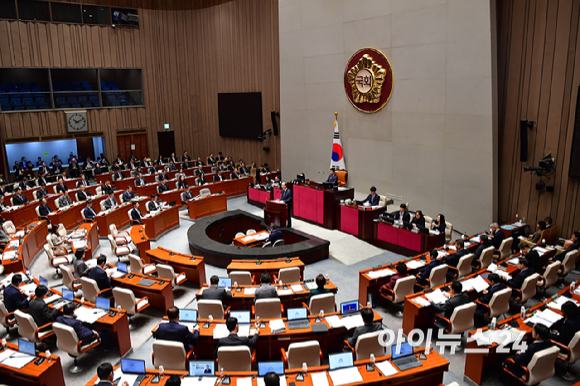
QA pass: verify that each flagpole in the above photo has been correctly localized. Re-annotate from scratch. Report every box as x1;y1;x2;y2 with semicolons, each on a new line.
335;112;338;119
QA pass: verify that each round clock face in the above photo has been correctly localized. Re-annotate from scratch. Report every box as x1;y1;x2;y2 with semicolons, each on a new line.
68;113;87;131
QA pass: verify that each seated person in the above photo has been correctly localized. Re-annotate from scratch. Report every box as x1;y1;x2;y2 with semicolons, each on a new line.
506;258;534;296
214;317;259;357
194;165;204;176
73;249;90;278
431;214;446;233
520;244;543;274
56;303;99;343
361;186;379;206
101;180;114;196
551;302;580;345
76;175;88;188
103;192;118;210
167;160;177;172
432;281;469;330
122;186;135;202
158;179;170;193
96;363;129;386
554;240;575;262
255;273;278;299
411;210;426;228
475;273;505;316
135;173;146;187
89;255;113;299
153;306;199;351
524;220;546;245
0;196;6;212
77;185;93;201
230;168;241;179
29;285;59;329
200;275;232;301
380;263;409;291
3;274;30;312
326;168;338;183
213;170;225;182
416;249;444;286
55;178;68;193
182;186;194;201
196;173;207;186
38;197;53;216
49;225;72;252
12;187;29;206
473;235;492;266
83;199;98;219
130;201;143;224
177;176;188;190
264;373;279;386
308;274;331;300
148;194;160;211
490;222;506;250
396;203;410;223
544;216;553;229
443;239;469;268
501;324;553;384
346;307;382;347
572;231;580;250
58;191;73;207
266;224;283;243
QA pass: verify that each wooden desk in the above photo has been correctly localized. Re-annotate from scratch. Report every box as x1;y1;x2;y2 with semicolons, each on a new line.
111;271;174;310
47;194;107;230
2;221;48;273
247;185;273;207
373;221;445;256
340;205;386;240
145;246;206;285
142;206;180;240
292;183;354;229
131;225;151;257
264;200;288;228
187;194;228;220
0;342;65;386
1;201;42;226
95;201;145;238
73;222;99;259
233;230;269;247
227;257;305;280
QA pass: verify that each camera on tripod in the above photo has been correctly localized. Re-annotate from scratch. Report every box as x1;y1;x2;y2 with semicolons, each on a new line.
523;153;555;176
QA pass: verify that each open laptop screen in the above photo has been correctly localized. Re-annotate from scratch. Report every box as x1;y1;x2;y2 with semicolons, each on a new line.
258;361;285;376
340;301;359;315
189;361;214;376
230;310;251;324
39;276;48;287
287;308;307;321
218;277;232;288
179;309;197;323
391;342;414;360
62;288;74;301
117;262;128;273
121;359;146;374
18;339;35;356
95;297;110;311
329;352;353;370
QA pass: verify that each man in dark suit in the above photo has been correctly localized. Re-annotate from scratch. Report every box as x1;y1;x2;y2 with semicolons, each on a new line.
58;191;73;208
490;223;506;250
56;303;99;342
194;165;204;177
76;175;88;188
113;169;124;181
182;151;191;163
267;224;283;243
153;306;199;351
520;244;543;274
255;273;278;299
77;184;93;201
506;258;535;298
0;196;7;212
182;186;194;201
103;192;118;210
19;177;31;191
213;170;225;182
55;178;68;194
157;170;170;182
326;168;338;183
135;173;146;187
89;255;113;299
361;186;380;206
3;274;30;312
29;285;60;329
148;194;160;212
347;307;382;347
102;180;115;196
158;179;170;193
95;363;129;386
0;183;7;196
196;173;207;186
122;186;135;202
131;201;143;224
38;162;49;176
207;154;216;165
239;163;249;176
554;240;575;263
501;324;553;384
37;172;47;187
215;317;259;357
83;199;98;220
200;276;232;301
195;157;204;167
475;273;506;316
432;281;469;330
444;239;470;269
38;197;53;217
167;160;177;172
280;182;292;227
396;203;411;223
93;164;104;175
551;302;580;345
12;187;29;206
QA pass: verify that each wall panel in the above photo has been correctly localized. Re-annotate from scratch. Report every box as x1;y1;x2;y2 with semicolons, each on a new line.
497;0;580;238
0;0;280;176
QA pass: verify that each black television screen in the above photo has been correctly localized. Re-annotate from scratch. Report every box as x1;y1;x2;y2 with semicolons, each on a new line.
218;92;263;139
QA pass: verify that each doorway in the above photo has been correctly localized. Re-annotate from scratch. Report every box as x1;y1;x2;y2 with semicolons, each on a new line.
157;131;175;158
117;133;148;161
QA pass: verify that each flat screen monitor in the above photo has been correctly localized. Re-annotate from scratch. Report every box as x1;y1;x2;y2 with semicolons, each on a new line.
391;342;414;359
189;360;214;376
230;310;251;324
340;300;359;315
18;339;35;356
62;288;74;301
117;262;128;273
258;361;285;376
287;308;307;321
218;277;231;288
218;92;263;139
329;352;353;370
121;359;146;374
95;296;110;311
39;276;48;287
179;309;197;323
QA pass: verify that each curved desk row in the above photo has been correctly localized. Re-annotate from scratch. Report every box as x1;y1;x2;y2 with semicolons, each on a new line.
144;246;206;285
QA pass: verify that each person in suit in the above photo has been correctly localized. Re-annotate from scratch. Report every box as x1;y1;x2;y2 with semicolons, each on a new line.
55;178;68;194
175;168;185;181
0;183;7;196
432;281;469;330
260;164;270;174
226;161;235;172
196;173;207;186
381;263;409;291
216;152;224;162
194;165;204;177
396;203;411;223
214;317;259;357
200;275;232;301
255;273;278;299
411;210;426;228
267;224;283;243
520;244;543;274
3;274;30;312
207;153;216;165
158;179;170;193
90;255;113;299
213;170;225;182
96;363;129;386
554;240;575;263
83;199;98;220
56;303;99;342
543;216;553;229
551;302;580;345
37;172;47;187
361;186;379;206
69;157;81;178
76;175;88;188
131;201;143;224
182;151;191;163
12;187;29;206
59;170;69;181
156;155;165;166
431;214;447;233
490;223;506;250
230;168;241;179
280;182;292;227
169;153;178;164
77;184;93;201
506;258;534;294
38;197;53;217
29;285;60;329
526;220;546;244
347;307;382;347
473;235;493;265
122;186;135;202
141;156;150;169
182;186;194;201
148;194;160;212
19;177;31;191
308;274;331;300
194;157;204;167
102;180;114;196
444;239;470;269
475;273;506;316
58;191;73;207
93;163;104;175
73;249;90;279
157;170;170;182
134;173;146;187
239;162;249;176
501;324;553;384
0;195;7;212
571;231;580;251
103;192;118;210
153;306;199;351
177;175;188;190
112;169;124;181
167;160;177;172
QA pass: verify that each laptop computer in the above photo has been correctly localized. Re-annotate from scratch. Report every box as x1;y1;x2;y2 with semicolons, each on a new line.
38;276;48;287
18;339;35;356
287;307;310;330
329;352;353;371
391;342;422;371
218;277;232;288
120;358;147;386
179;309;197;327
95;296;110;311
340;300;359;317
258;361;285;377
230;310;251;336
112;262;128;279
189;360;215;377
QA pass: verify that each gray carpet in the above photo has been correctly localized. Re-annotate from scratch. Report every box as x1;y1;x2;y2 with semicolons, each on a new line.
4;196;578;386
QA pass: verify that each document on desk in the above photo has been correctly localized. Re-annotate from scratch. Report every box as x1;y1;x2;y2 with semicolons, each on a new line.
213;324;230;339
235;377;253;386
406;260;425;269
244;287;257;295
411;297;431;307
464;276;489;293
116;374;138;386
1;353;35;369
0;349;16;363
19;283;37;296
74;306;107;324
341;314;364;330
291;284;304;293
437;250;448;258
269;319;286;334
548;297;578;311
44;293;62;304
305;282;318;290
181;376;218;386
425;289;448;305
367;268;396;279
237;324;250;338
328;367;363;386
375;360;399;377
2;251;16;261
8;240;19;249
277;289;293;296
325;315;343;328
310;372;330;386
72;240;87;250
533;246;549;255
257;375;287;386
525;309;563;327
507;258;520;265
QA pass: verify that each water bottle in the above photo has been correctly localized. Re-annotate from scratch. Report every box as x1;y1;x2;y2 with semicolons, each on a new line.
570;281;576;293
208;315;213;324
302;362;308;374
522;217;526;225
325;274;330;284
542;239;546;247
491;317;497;330
520;306;526;317
117;305;122;312
369;353;375;364
220;367;225;379
319;310;324;319
159;365;164;379
46;349;52;363
366;301;372;309
515;213;518;222
1;338;5;348
255;316;260;329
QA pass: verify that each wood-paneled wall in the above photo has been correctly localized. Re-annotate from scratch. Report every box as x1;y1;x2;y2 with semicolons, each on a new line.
0;0;280;172
497;0;580;237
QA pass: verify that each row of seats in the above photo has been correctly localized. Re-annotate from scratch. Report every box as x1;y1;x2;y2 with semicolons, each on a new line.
54;94;100;109
53;81;94;92
0;82;42;93
0;95;49;111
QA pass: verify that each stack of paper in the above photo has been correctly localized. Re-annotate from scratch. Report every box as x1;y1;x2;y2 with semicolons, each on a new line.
411;297;431;307
310;372;330;386
8;240;19;249
244;287;257;295
375;361;399;377
2;251;17;261
44;294;61;304
534;247;549;255
328;367;363;386
305;282;318;290
277;289;293;296
406;260;425;269
291;284;304;293
74;306;107;324
20;283;37;296
325;315;343;328
437;250;448;258
269;319;286;334
14;231;25;238
341;314;364;330
234;377;253;386
425;289;448;304
72;240;87;250
507;258;520;265
212;324;230;339
548;297;578;311
1;352;35;369
525;309;563;327
367;269;396;279
461;276;489;293
237;324;250;338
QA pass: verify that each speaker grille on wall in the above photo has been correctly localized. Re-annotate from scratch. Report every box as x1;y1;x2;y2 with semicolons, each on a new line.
520;120;528;162
570;87;580;178
271;111;279;136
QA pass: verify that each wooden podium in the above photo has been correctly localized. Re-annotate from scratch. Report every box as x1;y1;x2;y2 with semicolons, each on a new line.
264;200;288;227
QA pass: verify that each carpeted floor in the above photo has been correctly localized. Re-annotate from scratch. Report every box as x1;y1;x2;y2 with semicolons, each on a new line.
3;195;578;386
